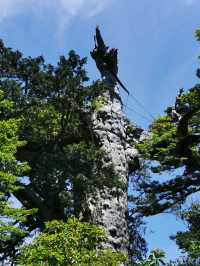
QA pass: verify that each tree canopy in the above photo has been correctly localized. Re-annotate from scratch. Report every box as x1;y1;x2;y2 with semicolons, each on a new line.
134;70;200;216
0;36;146;264
129;29;200;265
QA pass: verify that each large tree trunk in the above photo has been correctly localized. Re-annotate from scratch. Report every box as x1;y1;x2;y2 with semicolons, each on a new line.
75;85;139;253
74;28;141;260
90;88;139;251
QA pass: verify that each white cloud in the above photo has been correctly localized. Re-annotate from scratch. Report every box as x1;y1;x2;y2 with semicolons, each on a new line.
59;0;109;16
53;0;111;35
0;0;111;23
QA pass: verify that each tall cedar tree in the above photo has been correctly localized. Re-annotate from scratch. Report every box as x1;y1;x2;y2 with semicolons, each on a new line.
0;38;146;263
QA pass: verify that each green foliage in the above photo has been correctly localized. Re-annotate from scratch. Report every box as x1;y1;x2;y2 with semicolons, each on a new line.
128;213;147;262
129;30;200;265
0;38;145;263
132;249;166;266
0;90;35;260
91;95;105;111
195;28;200;41
135;84;200;216
0;40;109;224
137;85;200;173
137;115;179;171
17;217;127;266
166;257;198;266
174;203;200;259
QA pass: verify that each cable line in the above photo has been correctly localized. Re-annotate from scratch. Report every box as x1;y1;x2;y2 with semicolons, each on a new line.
128;92;155;120
124;104;152;122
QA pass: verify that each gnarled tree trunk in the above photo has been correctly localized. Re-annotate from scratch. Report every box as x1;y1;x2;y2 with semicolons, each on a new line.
74;28;141;260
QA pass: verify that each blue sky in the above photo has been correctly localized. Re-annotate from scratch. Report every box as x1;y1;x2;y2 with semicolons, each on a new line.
1;0;200;261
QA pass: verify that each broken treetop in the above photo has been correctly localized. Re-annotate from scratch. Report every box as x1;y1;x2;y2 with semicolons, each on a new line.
90;27;118;77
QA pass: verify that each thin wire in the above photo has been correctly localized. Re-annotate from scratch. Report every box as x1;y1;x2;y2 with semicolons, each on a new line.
116;78;155;120
128;92;155;120
124;104;152;122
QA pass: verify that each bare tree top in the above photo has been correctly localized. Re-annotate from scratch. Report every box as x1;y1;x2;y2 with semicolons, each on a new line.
90;27;118;76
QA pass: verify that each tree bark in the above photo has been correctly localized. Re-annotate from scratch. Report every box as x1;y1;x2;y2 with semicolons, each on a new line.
90;88;138;251
74;28;141;261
